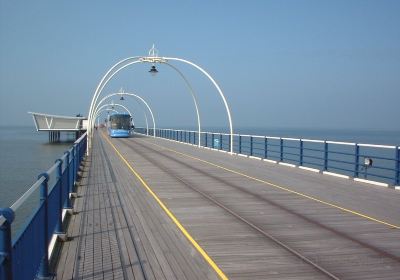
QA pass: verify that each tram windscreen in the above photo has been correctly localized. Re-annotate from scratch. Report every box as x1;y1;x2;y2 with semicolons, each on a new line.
109;115;131;130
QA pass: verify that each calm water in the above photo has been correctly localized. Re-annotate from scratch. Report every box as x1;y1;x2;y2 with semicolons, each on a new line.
0;126;74;208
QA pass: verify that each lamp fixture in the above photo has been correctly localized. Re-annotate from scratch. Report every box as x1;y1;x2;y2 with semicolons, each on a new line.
149;65;158;76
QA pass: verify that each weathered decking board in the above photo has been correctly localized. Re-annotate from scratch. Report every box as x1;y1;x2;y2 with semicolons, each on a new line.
54;131;400;279
113;134;399;279
53;133;217;280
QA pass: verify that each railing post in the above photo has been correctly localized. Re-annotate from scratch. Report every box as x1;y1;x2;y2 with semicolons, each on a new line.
211;133;215;149
280;138;283;162
228;133;231;153
395;146;400;186
250;136;253;156
239;135;242;154
63;151;72;209
354;145;360;178
37;173;50;279
264;137;268;159
0;208;15;280
55;159;64;235
194;132;196;145
299;140;304;166
72;144;78;189
219;134;222;150
324;141;328;171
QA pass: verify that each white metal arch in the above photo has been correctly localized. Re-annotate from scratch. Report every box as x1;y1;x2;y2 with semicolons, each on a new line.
93;92;155;137
87;49;233;154
94;103;132;119
95;108;119;122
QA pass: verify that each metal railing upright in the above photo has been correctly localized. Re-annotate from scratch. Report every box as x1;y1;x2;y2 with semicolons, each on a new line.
0;133;87;280
136;127;400;187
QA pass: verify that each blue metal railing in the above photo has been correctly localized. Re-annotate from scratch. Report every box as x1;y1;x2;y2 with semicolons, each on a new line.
0;132;87;280
137;128;400;187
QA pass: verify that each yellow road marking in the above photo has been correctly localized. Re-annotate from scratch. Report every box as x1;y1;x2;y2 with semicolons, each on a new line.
141;138;400;229
100;133;229;280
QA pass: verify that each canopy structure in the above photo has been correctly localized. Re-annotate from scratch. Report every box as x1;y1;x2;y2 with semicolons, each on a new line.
29;112;87;131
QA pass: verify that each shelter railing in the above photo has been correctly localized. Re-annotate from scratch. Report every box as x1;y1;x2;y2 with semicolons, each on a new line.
136;127;399;187
0;132;87;280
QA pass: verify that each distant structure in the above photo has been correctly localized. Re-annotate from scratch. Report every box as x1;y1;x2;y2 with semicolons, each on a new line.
28;112;87;142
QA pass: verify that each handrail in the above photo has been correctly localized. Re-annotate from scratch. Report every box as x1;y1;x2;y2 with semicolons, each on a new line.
10;177;46;213
0;132;87;280
137;127;400;187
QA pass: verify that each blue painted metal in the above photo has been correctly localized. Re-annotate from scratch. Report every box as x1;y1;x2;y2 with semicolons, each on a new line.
299;140;304;166
141;128;398;185
250;136;253;156
324;142;328;171
264;137;268;159
55;159;64;234
63;151;72;209
37;173;50;279
0;208;14;280
354;145;360;178
396;147;400;186
0;133;87;280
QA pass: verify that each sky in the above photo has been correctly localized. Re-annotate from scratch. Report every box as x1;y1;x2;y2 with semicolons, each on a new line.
0;0;399;131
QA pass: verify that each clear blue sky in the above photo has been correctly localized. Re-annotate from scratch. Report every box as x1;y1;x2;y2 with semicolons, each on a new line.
0;0;399;131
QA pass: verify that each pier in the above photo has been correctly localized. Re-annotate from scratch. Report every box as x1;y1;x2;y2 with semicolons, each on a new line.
57;130;400;279
1;129;400;279
1;46;399;279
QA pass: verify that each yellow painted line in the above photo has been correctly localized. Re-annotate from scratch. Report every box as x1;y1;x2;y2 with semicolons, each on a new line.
100;133;228;280
142;138;400;230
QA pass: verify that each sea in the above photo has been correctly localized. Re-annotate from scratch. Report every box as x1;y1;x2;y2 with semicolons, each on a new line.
0;125;399;233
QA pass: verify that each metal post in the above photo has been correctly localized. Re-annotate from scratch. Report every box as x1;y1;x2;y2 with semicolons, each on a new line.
63;151;72;209
354;145;360;178
72;144;77;189
324;141;328;171
219;134;222;150
205;133;208;147
211;134;214;149
300;140;304;166
395;146;399;186
189;131;191;144
250;136;253;156
239;135;242;154
264;137;268;159
280;138;283;162
55;159;64;234
37;173;50;279
0;208;14;280
194;132;196;145
228;133;231;153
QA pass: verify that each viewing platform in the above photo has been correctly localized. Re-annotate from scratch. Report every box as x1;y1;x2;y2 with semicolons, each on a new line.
53;130;400;279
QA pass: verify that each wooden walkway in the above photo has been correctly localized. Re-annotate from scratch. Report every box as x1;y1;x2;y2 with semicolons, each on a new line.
53;130;400;279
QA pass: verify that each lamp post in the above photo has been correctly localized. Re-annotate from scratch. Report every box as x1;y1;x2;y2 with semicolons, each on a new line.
87;45;233;154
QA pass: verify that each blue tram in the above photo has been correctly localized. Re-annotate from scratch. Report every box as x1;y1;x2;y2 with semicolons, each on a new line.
107;113;133;138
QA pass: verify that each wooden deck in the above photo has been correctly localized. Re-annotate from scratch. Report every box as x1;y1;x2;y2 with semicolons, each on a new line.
53;130;400;279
